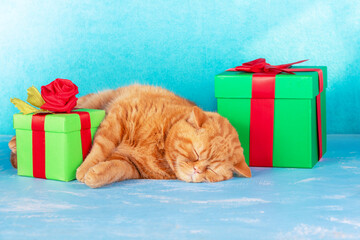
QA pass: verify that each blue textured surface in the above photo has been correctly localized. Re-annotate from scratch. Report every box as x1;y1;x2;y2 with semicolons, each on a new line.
1;135;360;239
1;0;360;135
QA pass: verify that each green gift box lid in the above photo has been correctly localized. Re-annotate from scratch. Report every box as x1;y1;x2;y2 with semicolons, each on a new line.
13;108;105;132
215;66;328;99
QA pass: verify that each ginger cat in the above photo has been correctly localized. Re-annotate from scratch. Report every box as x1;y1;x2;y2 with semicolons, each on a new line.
9;84;251;188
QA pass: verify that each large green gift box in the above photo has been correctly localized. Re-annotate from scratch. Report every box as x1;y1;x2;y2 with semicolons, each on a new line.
215;66;327;168
13;109;105;181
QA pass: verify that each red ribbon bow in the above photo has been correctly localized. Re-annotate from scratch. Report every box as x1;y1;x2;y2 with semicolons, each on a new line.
227;58;308;74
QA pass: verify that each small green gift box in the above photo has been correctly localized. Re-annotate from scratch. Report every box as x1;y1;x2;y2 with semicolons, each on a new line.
13;109;105;181
215;60;327;168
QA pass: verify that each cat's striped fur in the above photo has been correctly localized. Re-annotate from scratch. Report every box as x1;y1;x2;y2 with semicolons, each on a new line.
9;84;251;188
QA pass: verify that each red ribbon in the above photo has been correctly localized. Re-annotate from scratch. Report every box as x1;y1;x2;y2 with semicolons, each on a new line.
74;112;92;160
227;59;324;166
32;113;48;179
31;111;92;179
249;73;276;167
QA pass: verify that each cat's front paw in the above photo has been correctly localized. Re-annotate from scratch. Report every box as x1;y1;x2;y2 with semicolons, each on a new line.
84;163;108;188
76;164;91;183
76;155;99;183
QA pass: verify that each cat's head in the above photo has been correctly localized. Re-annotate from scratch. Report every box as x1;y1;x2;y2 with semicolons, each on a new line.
165;106;251;182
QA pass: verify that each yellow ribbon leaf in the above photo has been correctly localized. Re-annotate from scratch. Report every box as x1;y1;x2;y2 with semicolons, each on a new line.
27;86;45;108
10;98;40;114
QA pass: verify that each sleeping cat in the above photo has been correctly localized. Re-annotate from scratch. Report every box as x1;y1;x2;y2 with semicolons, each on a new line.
8;84;251;188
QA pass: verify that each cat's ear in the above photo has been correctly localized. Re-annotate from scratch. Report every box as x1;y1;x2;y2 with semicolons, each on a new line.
233;160;251;178
232;152;251;178
187;106;207;129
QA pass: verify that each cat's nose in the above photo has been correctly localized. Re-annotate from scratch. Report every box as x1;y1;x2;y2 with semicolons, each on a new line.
193;167;201;174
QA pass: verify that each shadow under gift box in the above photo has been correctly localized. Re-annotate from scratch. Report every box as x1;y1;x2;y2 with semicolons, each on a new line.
215;66;327;168
13;109;105;181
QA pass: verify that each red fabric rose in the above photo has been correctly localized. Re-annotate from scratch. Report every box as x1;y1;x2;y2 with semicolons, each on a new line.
41;78;79;113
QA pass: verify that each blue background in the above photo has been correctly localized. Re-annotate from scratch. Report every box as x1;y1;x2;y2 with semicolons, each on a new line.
1;0;359;135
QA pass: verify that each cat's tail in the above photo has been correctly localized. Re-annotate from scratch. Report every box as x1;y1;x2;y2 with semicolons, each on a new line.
8;136;17;169
76;89;119;110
